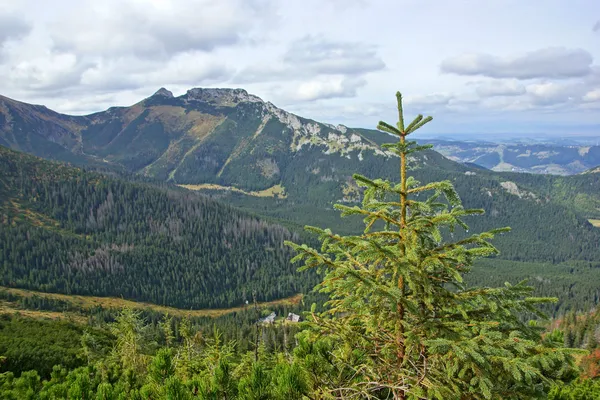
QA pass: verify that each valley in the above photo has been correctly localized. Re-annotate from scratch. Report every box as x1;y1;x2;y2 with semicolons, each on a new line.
0;286;302;319
179;183;287;198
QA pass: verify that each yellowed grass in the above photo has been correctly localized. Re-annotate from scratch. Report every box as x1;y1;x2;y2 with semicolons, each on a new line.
179;183;287;198
0;286;302;318
589;219;600;228
0;301;87;323
3;200;86;239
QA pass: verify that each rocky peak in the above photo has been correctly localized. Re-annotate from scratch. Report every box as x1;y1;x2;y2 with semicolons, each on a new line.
153;87;174;98
336;124;348;133
184;88;263;105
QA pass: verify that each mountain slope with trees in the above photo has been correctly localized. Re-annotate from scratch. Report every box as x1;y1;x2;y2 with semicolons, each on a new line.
0;145;317;309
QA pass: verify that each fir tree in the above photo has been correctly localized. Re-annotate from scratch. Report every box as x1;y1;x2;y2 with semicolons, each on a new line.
286;91;577;399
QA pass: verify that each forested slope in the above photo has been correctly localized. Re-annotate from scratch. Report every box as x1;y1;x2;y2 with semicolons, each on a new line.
0;146;317;308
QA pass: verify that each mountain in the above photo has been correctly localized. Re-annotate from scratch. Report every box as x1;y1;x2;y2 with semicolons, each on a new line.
1;88;459;185
428;139;600;175
2;89;600;264
0;145;317;309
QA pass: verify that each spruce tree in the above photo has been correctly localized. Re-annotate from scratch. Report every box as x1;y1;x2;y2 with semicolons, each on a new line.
286;92;576;399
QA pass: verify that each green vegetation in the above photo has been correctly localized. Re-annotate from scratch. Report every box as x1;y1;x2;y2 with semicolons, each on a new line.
467;259;600;317
0;315;112;378
0;286;303;319
0;145;318;309
588;219;600;228
286;92;578;399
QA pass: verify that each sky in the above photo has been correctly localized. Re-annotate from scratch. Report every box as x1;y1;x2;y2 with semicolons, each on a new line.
1;0;599;138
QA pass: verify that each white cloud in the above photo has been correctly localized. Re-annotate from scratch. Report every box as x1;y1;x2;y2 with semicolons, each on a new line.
80;53;232;89
8;53;90;92
525;81;583;105
283;35;385;76
405;93;454;107
49;0;272;59
233;35;384;102
582;89;600;102
476;80;526;97
0;12;31;44
440;48;593;80
292;77;366;101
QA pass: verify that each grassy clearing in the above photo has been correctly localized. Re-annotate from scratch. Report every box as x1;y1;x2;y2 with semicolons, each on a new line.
0;301;88;323
0;286;302;318
179;183;287;198
589;219;600;228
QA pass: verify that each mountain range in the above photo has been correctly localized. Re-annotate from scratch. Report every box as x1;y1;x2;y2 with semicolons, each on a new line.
428;139;600;175
1;87;600;312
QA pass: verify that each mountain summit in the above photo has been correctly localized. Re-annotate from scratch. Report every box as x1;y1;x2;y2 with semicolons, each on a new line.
152;87;174;98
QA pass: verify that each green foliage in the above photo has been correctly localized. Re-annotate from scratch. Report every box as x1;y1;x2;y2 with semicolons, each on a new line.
286;91;579;399
0;315;111;378
0;305;589;400
548;378;600;400
0;145;318;308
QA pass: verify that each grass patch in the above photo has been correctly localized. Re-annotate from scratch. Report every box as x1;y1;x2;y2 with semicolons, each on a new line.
0;301;88;324
0;286;302;318
179;183;287;198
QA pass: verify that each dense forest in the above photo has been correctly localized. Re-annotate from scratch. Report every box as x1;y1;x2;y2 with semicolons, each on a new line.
208;143;600;264
0;146;319;308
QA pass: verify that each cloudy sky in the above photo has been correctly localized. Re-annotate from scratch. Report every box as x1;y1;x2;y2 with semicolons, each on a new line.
1;0;599;137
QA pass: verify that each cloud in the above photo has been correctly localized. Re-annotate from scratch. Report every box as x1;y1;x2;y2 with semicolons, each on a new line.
0;13;31;45
234;36;385;84
80;53;233;90
283;35;385;76
476;80;526;97
291;77;366;101
0;0;248;98
593;20;600;32
404;93;454;107
582;89;600;102
233;35;384;102
8;53;93;92
440;47;594;79
49;0;273;60
524;81;584;106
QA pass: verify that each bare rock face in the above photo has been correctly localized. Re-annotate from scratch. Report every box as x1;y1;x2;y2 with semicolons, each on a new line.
153;88;174;98
185;88;263;105
500;181;538;201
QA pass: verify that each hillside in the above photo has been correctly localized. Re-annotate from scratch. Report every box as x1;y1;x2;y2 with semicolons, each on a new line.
0;146;317;309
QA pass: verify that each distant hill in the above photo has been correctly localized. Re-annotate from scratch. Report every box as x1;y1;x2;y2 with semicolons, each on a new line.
0;145;316;309
428;139;600;175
